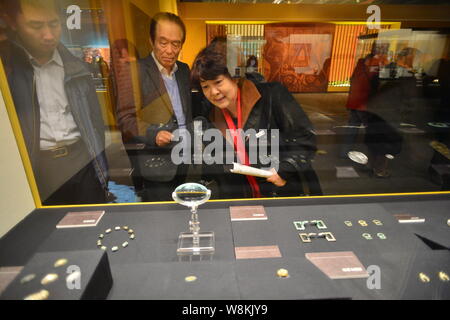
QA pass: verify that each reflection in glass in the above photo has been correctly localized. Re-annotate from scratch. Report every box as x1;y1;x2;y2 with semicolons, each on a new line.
1;1;450;205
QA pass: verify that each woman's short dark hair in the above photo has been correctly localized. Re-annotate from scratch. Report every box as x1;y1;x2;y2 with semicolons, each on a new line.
191;47;231;89
150;12;186;44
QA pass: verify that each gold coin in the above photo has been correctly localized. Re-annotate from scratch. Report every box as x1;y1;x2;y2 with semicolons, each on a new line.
439;271;449;282
54;259;68;268
372;220;383;226
20;274;36;284
419;272;430;283
185;275;197;282
277;268;289;278
24;289;50;300
41;273;59;285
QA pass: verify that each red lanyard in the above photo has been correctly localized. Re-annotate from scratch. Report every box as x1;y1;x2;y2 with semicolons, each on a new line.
222;89;261;198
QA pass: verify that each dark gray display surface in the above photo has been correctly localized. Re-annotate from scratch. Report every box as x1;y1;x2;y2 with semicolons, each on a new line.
1;250;112;300
0;194;449;299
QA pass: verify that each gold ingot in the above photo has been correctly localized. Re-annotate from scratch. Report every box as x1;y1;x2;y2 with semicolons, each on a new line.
344;221;352;227
372;220;383;226
41;273;59;285
419;272;430;283
100;246;107;251
20;274;36;284
122;226;129;230
111;246;119;252
277;268;289;278
54;259;68;268
122;241;129;248
115;226;121;231
130;234;135;240
24;289;50;300
128;229;134;234
377;233;387;240
105;228;112;234
362;233;372;240
185;275;197;282
438;271;449;282
358;220;368;227
99;234;104;239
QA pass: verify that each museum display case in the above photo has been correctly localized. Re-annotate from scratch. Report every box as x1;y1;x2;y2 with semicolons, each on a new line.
0;0;448;302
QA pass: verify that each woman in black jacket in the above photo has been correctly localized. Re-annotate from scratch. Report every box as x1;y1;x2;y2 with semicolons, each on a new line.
191;48;322;199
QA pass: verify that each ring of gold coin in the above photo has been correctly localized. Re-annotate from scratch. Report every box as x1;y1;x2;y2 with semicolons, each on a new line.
97;226;136;252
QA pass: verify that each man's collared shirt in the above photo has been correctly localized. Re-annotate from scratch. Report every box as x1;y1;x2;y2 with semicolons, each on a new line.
27;49;81;149
151;51;186;129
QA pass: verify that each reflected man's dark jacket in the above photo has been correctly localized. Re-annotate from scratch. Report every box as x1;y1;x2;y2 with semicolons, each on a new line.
196;79;320;199
0;40;109;191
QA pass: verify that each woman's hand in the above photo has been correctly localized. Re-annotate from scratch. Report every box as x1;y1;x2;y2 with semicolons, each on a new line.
266;168;287;187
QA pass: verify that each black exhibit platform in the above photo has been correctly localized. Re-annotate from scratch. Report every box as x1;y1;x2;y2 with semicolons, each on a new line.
0;193;449;300
0;250;112;300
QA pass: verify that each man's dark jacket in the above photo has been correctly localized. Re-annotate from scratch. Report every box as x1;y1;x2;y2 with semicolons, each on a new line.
116;54;192;182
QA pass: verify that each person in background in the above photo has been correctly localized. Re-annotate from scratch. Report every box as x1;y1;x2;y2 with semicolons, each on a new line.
245;54;265;84
110;39;145;198
340;54;379;158
0;0;109;204
246;55;258;73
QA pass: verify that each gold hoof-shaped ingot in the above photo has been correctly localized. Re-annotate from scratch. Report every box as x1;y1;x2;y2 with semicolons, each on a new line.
277;268;289;278
419;272;430;283
362;233;372;240
24;289;50;300
185;275;197;282
54;259;68;268
20;274;36;284
438;271;449;282
358;220;368;227
41;273;58;285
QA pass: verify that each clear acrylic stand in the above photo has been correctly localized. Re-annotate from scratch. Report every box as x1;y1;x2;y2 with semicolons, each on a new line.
172;183;215;259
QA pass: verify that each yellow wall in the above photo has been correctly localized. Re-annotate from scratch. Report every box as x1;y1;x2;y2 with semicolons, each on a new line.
178;3;450;67
0;90;35;238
